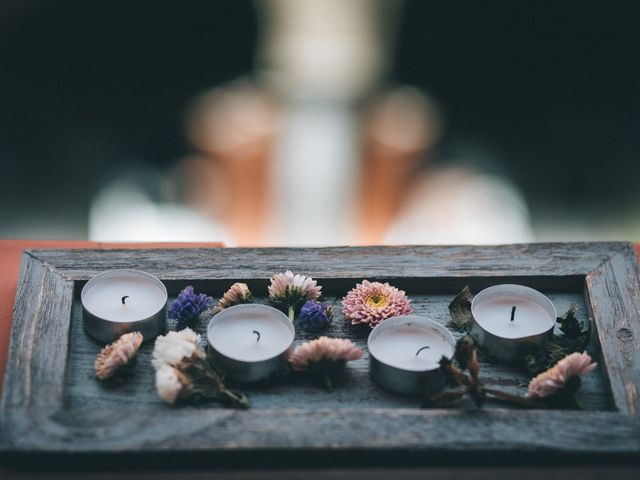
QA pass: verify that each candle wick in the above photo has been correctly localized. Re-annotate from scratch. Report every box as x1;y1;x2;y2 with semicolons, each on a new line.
415;346;430;356
121;295;129;305
253;330;261;342
511;305;516;322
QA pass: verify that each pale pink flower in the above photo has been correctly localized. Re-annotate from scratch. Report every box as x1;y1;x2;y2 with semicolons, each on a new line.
527;352;597;398
95;331;143;380
288;336;363;371
217;282;253;309
268;271;322;320
269;271;321;303
341;280;412;327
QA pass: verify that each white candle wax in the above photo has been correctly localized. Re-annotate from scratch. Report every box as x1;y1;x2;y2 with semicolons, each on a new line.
208;306;294;362
472;296;552;338
367;315;456;395
368;318;454;371
82;271;167;322
471;285;556;339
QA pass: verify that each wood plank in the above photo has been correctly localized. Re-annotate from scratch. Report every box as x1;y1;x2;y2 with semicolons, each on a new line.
27;242;628;282
586;244;640;415
1;243;639;465
0;253;74;446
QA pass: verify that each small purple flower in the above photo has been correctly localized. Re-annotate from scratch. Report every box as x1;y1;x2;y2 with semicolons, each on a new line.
298;300;333;332
169;286;213;330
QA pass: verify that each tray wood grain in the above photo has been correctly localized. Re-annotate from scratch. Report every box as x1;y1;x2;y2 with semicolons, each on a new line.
1;243;639;467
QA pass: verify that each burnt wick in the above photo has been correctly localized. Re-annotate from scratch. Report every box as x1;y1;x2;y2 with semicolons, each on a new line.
121;295;129;305
415;346;430;356
253;330;261;342
510;305;516;322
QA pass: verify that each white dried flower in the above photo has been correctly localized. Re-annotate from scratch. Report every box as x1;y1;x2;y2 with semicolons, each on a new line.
95;331;143;380
152;328;204;369
155;364;190;404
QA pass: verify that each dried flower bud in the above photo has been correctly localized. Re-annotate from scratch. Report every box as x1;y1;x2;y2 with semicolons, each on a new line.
454;336;476;370
95;332;143;380
217;282;253;310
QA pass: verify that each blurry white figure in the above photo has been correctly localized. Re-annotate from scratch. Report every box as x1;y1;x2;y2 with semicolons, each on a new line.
89;173;229;243
256;0;401;246
357;87;533;245
88;0;534;246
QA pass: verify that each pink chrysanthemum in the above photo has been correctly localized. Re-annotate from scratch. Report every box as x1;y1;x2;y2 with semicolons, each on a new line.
268;271;322;320
341;280;412;328
288;336;363;391
527;352;597;399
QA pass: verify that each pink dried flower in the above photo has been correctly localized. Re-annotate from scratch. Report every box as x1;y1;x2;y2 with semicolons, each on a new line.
288;336;362;391
527;352;597;399
217;282;254;309
289;337;363;371
268;271;322;321
341;280;412;328
95;331;143;380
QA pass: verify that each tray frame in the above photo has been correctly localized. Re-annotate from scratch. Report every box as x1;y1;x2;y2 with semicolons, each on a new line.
1;243;639;466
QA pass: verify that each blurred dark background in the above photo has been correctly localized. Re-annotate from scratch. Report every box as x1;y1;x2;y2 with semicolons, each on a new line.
1;0;639;240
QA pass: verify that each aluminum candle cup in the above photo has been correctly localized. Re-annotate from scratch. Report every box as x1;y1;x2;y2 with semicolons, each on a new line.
368;315;456;396
470;284;556;364
207;304;295;383
81;269;168;343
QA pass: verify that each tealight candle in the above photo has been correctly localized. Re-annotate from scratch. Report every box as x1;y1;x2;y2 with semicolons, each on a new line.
207;304;295;383
470;284;556;363
81;269;168;343
368;315;456;396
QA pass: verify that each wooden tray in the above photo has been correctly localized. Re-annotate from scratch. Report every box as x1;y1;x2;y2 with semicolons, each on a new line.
1;243;639;467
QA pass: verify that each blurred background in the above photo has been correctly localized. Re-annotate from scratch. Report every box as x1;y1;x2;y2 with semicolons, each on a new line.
1;0;639;246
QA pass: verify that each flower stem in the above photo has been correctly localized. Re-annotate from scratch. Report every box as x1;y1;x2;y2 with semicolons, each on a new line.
571;392;585;410
220;388;251;409
323;372;333;392
483;387;546;409
288;305;295;322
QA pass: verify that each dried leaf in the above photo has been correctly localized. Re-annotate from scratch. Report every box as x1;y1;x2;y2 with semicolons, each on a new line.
523;304;592;375
448;286;474;332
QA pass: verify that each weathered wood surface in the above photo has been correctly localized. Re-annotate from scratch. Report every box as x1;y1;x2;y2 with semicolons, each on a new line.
64;291;610;411
4;466;640;480
27;242;629;285
585;247;640;416
1;243;639;467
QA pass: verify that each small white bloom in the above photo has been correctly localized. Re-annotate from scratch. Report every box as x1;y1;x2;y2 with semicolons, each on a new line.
155;364;184;404
152;328;204;369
